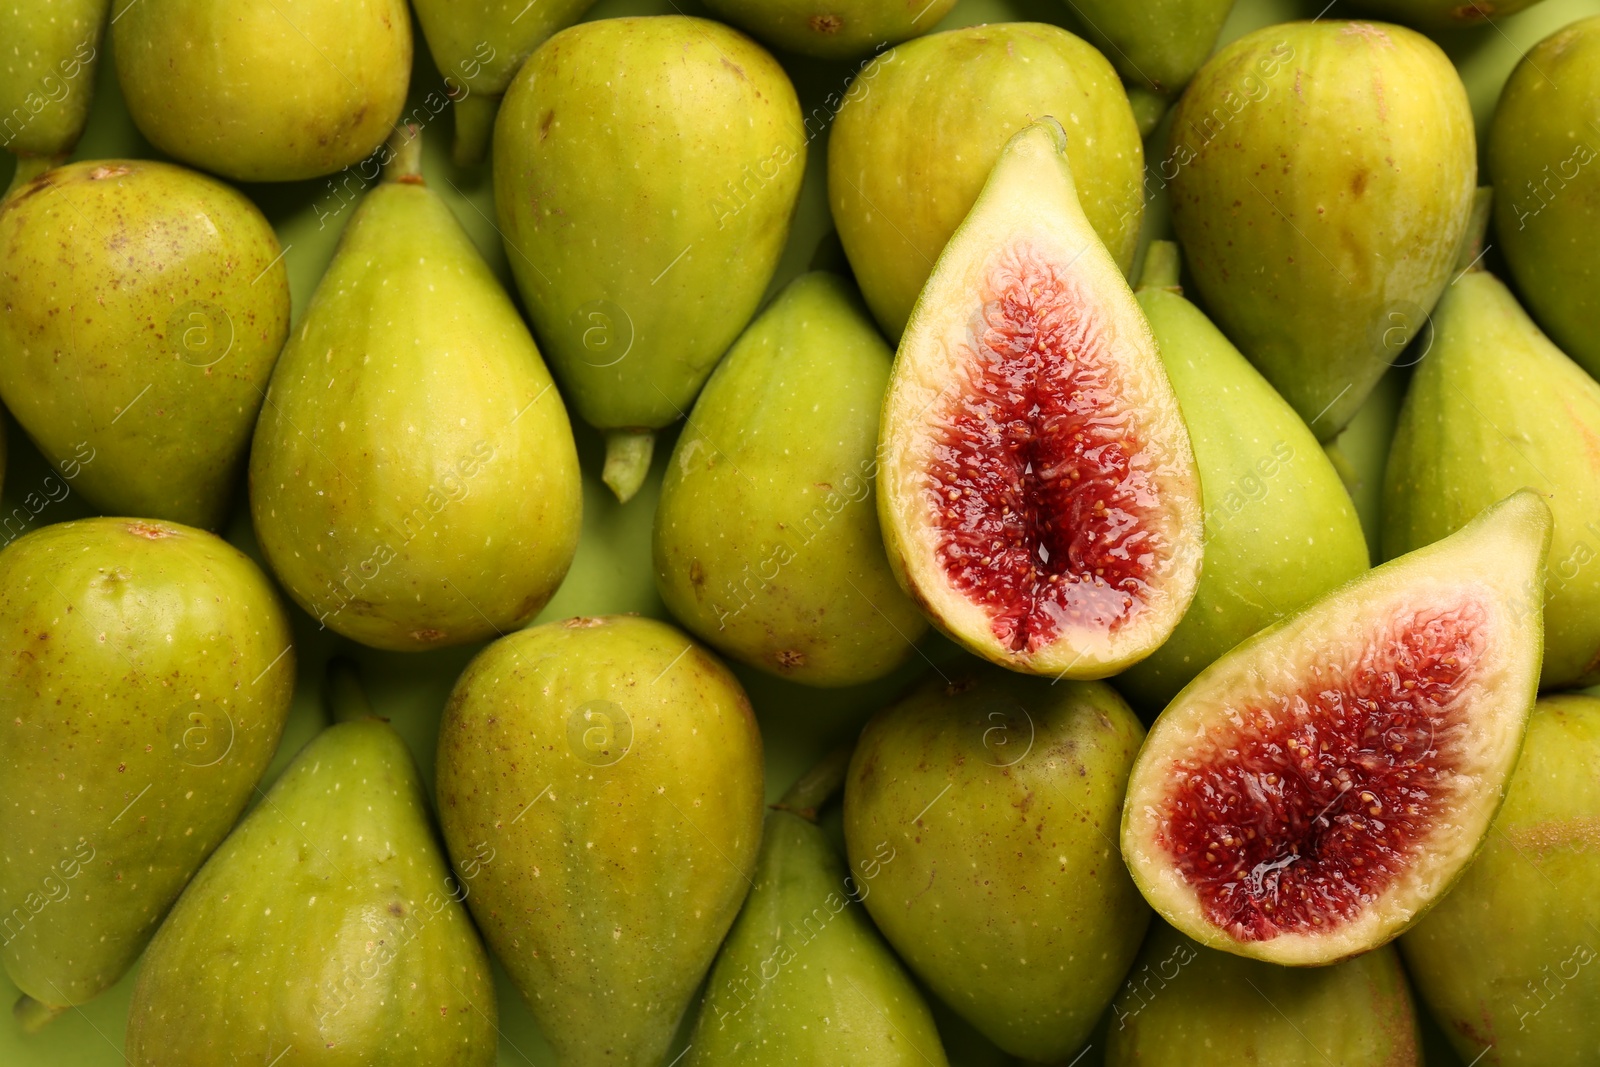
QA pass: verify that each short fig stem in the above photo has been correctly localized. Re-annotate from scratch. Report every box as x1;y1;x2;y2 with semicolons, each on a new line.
383;125;425;186
774;745;854;823
602;429;656;504
1138;240;1183;292
14;994;66;1033
452;93;499;168
3;154;64;202
323;658;380;724
1454;187;1493;275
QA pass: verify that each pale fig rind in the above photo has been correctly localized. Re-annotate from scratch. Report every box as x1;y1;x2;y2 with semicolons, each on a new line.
0;0;109;159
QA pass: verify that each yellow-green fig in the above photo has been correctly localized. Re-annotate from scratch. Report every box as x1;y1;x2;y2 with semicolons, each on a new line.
1345;0;1546;30
1064;0;1236;96
829;22;1144;341
0;0;108;162
495;16;805;503
436;615;765;1067
700;0;957;60
250;132;581;652
654;272;926;687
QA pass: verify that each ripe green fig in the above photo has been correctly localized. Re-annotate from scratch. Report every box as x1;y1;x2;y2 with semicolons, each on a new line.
1400;694;1600;1065
829;22;1144;340
1116;242;1367;712
1169;21;1475;439
1490;16;1600;381
436;615;765;1067
1344;0;1545;30
1122;490;1550;967
0;518;294;1027
878;121;1202;679
654;271;926;687
1107;923;1422;1065
1323;366;1408;563
843;663;1149;1062
126;664;496;1065
1064;0;1237;96
0;0;108;162
250;132;581;653
112;0;412;182
495;16;805;503
0;158;289;529
700;0;956;60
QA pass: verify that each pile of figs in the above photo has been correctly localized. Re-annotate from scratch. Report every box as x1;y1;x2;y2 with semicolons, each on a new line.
1;0;1599;1064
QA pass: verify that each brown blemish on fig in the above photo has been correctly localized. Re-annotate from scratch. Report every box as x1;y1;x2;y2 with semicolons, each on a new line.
125;522;174;540
89;165;132;181
775;649;806;670
564;616;606;628
809;13;844;34
410;629;447;643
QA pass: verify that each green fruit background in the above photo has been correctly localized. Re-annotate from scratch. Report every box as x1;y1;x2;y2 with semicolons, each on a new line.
4;0;1600;1063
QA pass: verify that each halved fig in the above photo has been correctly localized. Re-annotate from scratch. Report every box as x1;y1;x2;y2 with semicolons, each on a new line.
877;119;1203;678
1122;490;1552;966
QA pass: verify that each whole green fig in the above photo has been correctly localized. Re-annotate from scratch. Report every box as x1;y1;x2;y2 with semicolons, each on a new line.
1169;21;1475;439
0;518;294;1027
495;16;806;503
0;0;108;162
1322;366;1408;562
701;0;956;60
1064;0;1236;96
1345;0;1546;30
0;158;289;529
655;272;925;687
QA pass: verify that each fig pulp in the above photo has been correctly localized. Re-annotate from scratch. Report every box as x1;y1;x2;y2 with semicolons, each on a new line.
1063;0;1237;96
1122;491;1550;966
0;0;108;161
1168;21;1476;439
1400;694;1600;1064
878;120;1203;679
842;664;1149;1062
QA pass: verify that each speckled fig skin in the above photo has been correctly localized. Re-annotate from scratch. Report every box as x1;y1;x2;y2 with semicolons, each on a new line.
701;0;957;60
1345;0;1545;30
1107;924;1421;1065
112;0;411;182
0;518;295;1019
1400;694;1600;1065
435;616;765;1067
842;665;1149;1062
655;272;926;687
829;22;1144;341
1490;16;1600;381
0;0;108;160
126;718;497;1066
1064;0;1236;96
0;159;289;529
1168;21;1475;440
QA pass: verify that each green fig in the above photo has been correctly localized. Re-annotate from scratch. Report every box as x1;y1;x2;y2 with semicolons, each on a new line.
1345;0;1546;31
250;131;581;653
1115;242;1368;712
0;0;108;162
843;663;1150;1062
0;517;294;1025
1168;21;1476;439
700;0;956;61
1122;491;1550;966
436;615;765;1067
1489;15;1600;381
0;158;290;529
112;0;412;182
125;664;496;1065
1107;924;1421;1065
1322;366;1408;563
830;22;1144;341
1400;694;1600;1064
495;16;806;503
1063;0;1237;96
654;272;926;687
878;121;1203;679
685;750;949;1065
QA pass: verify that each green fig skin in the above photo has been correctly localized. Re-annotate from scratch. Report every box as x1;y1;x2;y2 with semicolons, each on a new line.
1383;270;1600;690
125;718;497;1066
0;159;290;529
249;141;582;653
1490;16;1600;381
1107;924;1422;1065
842;665;1149;1062
654;272;926;687
1116;247;1368;712
685;809;949;1066
0;0;108;159
1400;694;1600;1065
112;0;412;182
494;17;806;499
829;22;1144;341
700;0;957;61
1064;0;1236;96
1323;366;1408;564
436;615;765;1067
1168;21;1475;440
1344;0;1545;31
0;518;295;1013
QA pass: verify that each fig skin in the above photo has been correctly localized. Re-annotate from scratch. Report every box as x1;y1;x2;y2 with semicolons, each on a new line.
1063;0;1237;96
0;0;108;160
654;272;927;687
1490;16;1600;381
1345;0;1545;30
701;0;957;60
1400;694;1600;1065
829;22;1144;341
1323;367;1408;563
842;665;1150;1063
1107;924;1422;1065
1168;20;1475;440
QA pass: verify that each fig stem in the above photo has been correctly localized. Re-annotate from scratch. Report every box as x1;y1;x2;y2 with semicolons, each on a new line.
602;429;656;504
773;744;854;823
451;93;499;168
2;154;65;202
13;995;66;1034
1453;187;1493;276
1138;240;1183;292
383;125;425;186
323;658;381;724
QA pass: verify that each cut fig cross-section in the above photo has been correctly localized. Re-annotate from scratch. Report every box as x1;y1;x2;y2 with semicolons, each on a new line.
1122;490;1552;966
877;119;1203;679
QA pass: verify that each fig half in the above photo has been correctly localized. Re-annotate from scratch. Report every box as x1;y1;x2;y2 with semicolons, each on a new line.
878;119;1203;679
1122;490;1550;966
